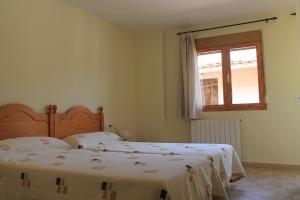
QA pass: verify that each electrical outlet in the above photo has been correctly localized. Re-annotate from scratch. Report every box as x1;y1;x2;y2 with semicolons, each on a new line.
295;96;300;102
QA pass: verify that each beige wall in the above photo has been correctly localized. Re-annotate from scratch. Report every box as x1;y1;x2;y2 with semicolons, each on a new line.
135;32;167;140
135;11;300;165
0;0;136;137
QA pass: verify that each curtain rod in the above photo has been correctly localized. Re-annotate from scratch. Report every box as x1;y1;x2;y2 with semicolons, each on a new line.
176;17;278;35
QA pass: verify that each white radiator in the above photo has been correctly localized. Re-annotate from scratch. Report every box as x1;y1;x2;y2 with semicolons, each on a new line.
191;119;241;158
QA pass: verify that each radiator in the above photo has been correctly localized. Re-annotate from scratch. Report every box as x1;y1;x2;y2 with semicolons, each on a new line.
191;119;241;158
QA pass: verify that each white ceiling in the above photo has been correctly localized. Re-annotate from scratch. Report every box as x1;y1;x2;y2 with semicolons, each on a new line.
63;0;296;34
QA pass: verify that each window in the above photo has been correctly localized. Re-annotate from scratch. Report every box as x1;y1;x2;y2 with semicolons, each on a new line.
195;31;266;111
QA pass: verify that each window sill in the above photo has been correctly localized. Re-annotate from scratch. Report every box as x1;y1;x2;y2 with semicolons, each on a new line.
203;103;267;112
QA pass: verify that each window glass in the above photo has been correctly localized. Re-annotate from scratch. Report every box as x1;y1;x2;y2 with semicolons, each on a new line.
198;51;224;105
230;47;260;104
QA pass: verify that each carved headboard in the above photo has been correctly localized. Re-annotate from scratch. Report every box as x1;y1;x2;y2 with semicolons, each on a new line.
48;105;104;139
0;104;49;140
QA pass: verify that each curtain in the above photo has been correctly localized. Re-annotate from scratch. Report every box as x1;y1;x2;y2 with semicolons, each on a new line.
179;33;203;120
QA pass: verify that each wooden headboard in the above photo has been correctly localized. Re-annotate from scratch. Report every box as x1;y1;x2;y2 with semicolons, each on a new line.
0;104;49;140
48;105;104;139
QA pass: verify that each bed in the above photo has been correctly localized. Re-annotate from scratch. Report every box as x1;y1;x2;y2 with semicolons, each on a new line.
0;104;227;200
64;134;245;185
48;105;246;195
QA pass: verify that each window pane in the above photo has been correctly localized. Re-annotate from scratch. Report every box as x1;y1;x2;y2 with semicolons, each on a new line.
230;47;260;104
198;51;224;105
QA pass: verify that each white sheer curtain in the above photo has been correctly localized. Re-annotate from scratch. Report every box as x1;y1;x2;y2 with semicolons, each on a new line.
179;33;203;120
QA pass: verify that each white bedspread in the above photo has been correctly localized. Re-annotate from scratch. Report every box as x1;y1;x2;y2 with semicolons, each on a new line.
73;139;246;187
0;148;227;200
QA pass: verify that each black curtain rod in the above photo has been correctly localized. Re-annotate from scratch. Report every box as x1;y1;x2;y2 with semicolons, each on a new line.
176;17;278;35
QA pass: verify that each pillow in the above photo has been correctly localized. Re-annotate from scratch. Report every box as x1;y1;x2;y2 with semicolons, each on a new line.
63;132;122;149
0;137;71;152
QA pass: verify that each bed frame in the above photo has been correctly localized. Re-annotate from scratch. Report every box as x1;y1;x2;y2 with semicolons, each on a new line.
48;105;104;139
0;103;104;140
0;104;49;140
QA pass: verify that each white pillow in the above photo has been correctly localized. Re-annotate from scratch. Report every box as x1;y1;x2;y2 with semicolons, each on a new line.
0;137;71;152
63;132;122;149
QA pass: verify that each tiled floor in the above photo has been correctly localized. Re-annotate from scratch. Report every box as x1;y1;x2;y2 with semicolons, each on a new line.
227;167;300;200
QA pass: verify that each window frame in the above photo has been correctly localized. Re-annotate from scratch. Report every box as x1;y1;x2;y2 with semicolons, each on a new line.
197;41;267;112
